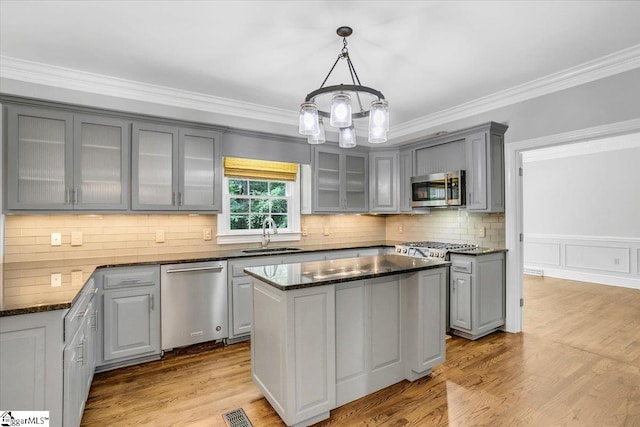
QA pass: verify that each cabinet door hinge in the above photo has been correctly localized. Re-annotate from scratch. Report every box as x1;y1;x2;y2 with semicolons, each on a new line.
520;298;524;307
519;233;524;242
519;167;523;177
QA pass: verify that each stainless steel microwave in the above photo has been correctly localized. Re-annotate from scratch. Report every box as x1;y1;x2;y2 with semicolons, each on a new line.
410;171;466;208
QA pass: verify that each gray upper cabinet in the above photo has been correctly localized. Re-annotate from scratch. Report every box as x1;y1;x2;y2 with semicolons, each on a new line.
132;123;221;211
312;145;368;213
369;150;399;213
74;115;130;210
414;139;465;177
6;106;130;211
399;148;414;212
465;125;506;212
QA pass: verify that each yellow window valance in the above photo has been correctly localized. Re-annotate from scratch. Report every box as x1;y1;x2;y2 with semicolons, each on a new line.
223;157;299;181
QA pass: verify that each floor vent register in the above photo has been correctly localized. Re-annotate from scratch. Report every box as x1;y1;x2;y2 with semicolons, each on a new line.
222;408;253;427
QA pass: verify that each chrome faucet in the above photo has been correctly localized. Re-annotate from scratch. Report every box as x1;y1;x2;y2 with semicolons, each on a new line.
261;216;278;248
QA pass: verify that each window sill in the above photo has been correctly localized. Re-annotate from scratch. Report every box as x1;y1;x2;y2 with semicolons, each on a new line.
217;232;301;245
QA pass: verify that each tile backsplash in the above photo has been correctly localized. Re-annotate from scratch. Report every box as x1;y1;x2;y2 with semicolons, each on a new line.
2;211;504;263
385;210;505;247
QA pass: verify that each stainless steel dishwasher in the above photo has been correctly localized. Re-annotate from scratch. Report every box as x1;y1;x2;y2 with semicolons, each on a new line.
160;260;228;350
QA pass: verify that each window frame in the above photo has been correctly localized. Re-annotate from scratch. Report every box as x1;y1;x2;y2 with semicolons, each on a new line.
217;172;301;245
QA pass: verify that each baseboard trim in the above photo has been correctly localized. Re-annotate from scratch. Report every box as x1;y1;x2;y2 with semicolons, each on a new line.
525;266;640;290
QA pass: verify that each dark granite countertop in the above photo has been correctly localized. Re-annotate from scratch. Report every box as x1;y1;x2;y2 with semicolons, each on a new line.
448;247;508;256
244;254;450;291
0;241;395;316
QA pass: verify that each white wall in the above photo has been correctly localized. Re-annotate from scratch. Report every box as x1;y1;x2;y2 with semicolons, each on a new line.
522;133;640;289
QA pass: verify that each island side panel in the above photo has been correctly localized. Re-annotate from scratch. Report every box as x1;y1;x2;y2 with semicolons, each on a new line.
252;279;287;416
404;267;447;381
251;278;335;427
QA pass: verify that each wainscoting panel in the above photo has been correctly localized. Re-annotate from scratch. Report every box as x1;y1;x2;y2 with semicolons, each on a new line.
524;234;640;290
565;244;630;273
523;242;561;266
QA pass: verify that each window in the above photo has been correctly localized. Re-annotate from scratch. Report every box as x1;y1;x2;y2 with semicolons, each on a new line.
217;159;301;244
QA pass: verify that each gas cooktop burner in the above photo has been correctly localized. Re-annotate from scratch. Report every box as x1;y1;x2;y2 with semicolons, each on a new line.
399;241;478;250
395;241;478;259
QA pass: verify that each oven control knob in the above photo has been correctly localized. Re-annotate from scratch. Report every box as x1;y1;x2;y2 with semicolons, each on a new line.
396;247;401;253
403;248;408;254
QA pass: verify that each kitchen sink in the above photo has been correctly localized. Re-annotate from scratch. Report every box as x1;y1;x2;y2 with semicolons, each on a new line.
241;247;302;254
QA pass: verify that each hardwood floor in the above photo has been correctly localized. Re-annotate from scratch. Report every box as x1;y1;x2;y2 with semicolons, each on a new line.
82;276;640;426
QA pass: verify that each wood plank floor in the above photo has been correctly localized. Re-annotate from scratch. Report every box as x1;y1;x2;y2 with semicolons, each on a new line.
82;276;640;426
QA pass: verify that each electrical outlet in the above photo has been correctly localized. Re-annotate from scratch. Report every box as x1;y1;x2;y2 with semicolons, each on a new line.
71;271;83;287
51;232;62;246
614;258;621;265
51;273;62;287
478;226;486;238
302;226;308;236
323;226;330;236
203;228;212;241
71;231;83;246
155;230;165;243
398;224;403;233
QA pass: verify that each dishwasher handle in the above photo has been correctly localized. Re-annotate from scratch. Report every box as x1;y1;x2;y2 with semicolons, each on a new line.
165;265;225;274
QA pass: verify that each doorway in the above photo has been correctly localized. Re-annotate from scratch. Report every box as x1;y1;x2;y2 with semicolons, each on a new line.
503;118;640;333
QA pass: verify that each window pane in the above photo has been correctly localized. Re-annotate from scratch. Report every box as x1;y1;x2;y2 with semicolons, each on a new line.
271;199;287;213
230;198;249;213
270;182;286;196
229;179;247;195
249;181;268;195
272;215;288;229
250;214;268;229
230;215;249;230
250;198;270;213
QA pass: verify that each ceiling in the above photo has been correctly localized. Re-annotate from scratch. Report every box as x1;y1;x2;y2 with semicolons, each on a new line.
1;1;640;144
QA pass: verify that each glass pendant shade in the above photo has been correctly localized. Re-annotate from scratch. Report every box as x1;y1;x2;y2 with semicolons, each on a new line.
299;102;319;135
307;118;326;144
368;126;387;144
369;100;389;131
338;126;357;148
330;93;352;128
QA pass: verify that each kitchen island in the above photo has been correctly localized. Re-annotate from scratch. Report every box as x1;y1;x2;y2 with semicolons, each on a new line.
244;254;450;427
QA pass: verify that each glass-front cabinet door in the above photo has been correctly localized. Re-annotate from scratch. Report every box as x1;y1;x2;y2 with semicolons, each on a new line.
132;123;179;210
178;128;221;211
344;153;367;211
7;106;74;210
74;115;129;210
314;150;341;211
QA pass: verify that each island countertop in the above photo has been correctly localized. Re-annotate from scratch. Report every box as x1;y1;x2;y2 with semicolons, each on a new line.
244;254;450;290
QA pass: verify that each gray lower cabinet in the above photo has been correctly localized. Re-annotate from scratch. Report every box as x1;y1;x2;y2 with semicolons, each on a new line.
449;252;506;340
6;105;130;211
312;145;368;213
0;310;65;427
132;123;221;211
99;266;161;368
63;277;98;427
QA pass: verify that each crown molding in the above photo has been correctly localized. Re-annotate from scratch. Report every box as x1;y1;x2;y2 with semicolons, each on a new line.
0;55;297;126
2;44;640;140
391;44;640;141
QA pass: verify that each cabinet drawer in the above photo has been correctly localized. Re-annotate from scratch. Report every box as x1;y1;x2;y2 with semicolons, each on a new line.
103;266;159;289
452;260;472;274
65;278;97;341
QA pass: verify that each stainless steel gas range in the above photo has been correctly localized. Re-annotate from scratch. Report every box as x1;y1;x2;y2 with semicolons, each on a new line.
394;241;478;260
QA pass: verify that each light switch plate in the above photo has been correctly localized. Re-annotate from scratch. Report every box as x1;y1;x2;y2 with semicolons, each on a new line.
71;231;83;246
71;271;83;287
155;230;165;243
323;226;330;236
478;226;486;238
51;273;62;287
51;232;62;246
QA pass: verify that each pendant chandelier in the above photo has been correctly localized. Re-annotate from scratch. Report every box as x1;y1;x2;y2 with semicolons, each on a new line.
299;26;389;147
